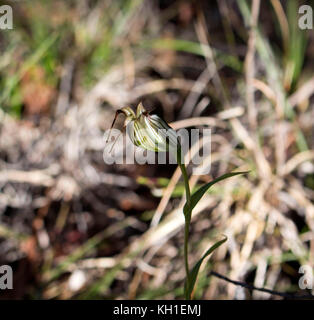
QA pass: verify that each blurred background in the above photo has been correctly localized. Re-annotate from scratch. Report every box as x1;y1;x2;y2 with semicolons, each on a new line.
0;0;313;299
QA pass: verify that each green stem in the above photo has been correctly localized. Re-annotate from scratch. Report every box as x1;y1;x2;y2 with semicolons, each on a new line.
177;148;192;300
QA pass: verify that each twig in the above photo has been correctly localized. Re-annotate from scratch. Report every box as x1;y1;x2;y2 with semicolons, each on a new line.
288;75;314;109
245;0;260;131
55;58;75;117
0;169;55;187
178;69;212;119
210;271;314;300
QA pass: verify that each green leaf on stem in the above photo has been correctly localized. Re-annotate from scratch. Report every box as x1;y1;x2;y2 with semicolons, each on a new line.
185;236;227;299
184;171;249;214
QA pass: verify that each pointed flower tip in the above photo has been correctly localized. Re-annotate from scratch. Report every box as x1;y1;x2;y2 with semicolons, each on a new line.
136;102;146;117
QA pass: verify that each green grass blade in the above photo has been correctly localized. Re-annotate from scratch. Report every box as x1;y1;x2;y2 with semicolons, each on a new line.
145;38;243;72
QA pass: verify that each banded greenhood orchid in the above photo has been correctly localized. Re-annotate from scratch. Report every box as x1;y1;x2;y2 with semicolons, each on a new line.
108;102;179;153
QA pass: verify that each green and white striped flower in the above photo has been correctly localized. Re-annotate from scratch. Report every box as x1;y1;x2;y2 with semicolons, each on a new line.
110;102;179;153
